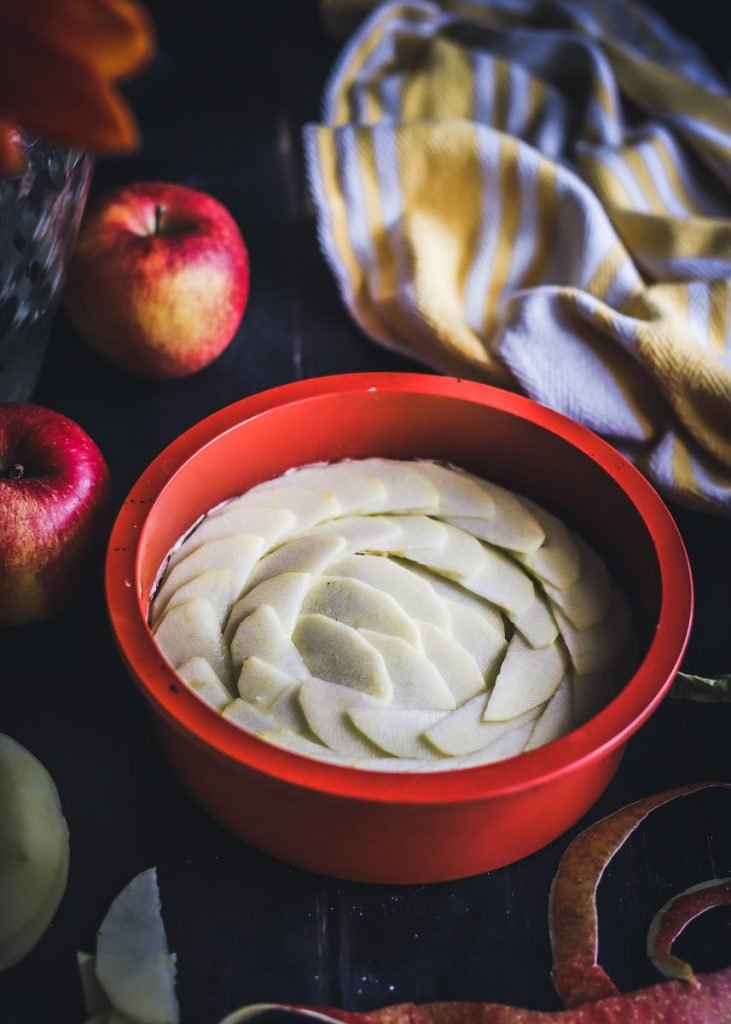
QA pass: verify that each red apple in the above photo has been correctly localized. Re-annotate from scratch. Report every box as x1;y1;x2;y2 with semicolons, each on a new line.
63;182;249;379
0;404;110;626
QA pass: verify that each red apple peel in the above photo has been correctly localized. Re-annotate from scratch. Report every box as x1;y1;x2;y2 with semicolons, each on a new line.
647;878;731;984
220;783;731;1024
549;782;721;1005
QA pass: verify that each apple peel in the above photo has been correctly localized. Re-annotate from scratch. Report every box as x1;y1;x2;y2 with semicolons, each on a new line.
647;878;731;984
217;783;731;1024
548;781;731;1007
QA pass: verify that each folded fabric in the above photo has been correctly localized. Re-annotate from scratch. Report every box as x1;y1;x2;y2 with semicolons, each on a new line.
304;0;731;515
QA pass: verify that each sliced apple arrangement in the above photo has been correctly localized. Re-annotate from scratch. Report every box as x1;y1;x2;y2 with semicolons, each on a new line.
150;459;637;770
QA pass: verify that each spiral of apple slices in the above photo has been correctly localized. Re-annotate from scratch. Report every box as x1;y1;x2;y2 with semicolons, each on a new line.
150;459;636;771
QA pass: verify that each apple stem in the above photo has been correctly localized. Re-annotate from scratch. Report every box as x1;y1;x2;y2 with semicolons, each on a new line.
154;203;165;236
2;463;24;480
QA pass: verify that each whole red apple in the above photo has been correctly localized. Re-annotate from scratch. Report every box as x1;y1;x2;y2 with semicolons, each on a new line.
63;182;249;379
0;404;110;626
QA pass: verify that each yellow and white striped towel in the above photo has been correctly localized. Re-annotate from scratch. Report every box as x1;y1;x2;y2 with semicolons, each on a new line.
304;0;731;514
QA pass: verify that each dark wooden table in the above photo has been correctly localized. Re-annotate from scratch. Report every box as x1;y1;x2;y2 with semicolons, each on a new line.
2;4;730;1023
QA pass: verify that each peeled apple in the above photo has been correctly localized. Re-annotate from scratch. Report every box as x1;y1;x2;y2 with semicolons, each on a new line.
0;733;69;971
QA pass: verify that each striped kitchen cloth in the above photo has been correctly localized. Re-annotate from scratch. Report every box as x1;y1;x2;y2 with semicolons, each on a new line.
303;0;731;515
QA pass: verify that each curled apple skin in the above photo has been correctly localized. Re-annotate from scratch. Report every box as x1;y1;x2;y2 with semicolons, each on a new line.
548;782;731;1008
221;974;731;1024
647;878;731;984
219;783;731;1024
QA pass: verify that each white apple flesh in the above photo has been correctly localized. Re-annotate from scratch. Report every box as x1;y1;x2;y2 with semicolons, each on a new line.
0;734;69;971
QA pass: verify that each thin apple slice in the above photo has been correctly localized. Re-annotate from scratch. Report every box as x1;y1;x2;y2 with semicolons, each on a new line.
442;483;544;554
78;954;177;1024
176;657;232;709
225;572;312;640
351;458;440;511
252;463;388;513
406;569;508;676
554;590;630;674
246;535;346;589
424;694;540;755
515;499;582;590
95;868;178;1024
442;599;507;681
484;634;568;721
407;565;505;635
413;461;496;517
396;521;489;580
152;534;265;622
354;757;433;772
451;715;539;766
357;630;456;710
460;544;535;617
236;486;341;531
222;699;278;733
293;614;392;698
510;591;558;648
443;514;539;556
298;678;385;758
302;576;422;646
258;729;350;763
348;707;447;758
525;674;574;750
152;570;235;629
236;656;297;706
384;513;449;552
308;514;403;552
230;605;309;679
154;598;232;688
326;554;450;629
544;539;613;630
227;694;314;742
78;952;109;1017
264;684;309;733
167;506;295;566
416;621;487;704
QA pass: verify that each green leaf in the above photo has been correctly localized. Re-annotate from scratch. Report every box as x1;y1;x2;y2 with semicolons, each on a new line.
670;672;731;702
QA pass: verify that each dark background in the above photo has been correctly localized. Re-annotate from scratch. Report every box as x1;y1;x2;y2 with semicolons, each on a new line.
2;3;730;1022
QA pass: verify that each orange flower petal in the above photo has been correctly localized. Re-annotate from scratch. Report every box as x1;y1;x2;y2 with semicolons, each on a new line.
0;0;154;171
46;0;154;79
0;0;154;80
0;43;139;153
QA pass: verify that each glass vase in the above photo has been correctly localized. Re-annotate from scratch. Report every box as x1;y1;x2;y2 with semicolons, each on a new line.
0;138;92;401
